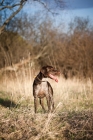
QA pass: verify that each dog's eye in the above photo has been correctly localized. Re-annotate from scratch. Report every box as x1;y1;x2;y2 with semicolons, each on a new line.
47;68;50;72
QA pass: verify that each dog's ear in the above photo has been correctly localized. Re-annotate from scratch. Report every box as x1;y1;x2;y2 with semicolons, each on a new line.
40;66;46;74
40;66;53;74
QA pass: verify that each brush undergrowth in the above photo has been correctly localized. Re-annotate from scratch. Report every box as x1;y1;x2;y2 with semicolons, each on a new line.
0;68;93;140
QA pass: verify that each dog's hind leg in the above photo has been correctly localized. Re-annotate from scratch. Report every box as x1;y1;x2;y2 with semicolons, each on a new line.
39;98;46;112
46;95;51;112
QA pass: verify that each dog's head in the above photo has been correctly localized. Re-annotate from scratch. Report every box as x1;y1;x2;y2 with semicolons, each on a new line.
40;65;60;82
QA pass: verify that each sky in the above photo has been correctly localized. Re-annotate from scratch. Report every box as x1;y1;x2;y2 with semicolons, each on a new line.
55;0;93;31
66;0;93;9
23;0;93;32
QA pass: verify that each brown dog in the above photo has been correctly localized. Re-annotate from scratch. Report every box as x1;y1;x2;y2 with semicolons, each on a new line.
33;65;60;113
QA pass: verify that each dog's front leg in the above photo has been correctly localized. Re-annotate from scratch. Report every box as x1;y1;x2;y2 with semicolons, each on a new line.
34;96;38;113
50;95;54;112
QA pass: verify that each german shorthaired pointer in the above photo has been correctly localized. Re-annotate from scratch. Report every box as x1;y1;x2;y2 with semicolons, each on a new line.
33;65;60;113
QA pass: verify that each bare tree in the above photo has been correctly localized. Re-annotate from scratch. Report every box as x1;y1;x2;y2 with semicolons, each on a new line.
0;0;65;34
0;0;28;34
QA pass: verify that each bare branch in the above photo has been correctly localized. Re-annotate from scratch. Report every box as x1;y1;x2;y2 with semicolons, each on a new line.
0;0;65;34
0;0;27;34
34;0;65;15
0;0;4;6
0;3;21;11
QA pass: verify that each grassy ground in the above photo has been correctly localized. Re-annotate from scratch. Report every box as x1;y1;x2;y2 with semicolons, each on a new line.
0;69;93;140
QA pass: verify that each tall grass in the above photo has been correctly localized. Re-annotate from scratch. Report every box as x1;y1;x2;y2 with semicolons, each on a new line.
0;66;93;112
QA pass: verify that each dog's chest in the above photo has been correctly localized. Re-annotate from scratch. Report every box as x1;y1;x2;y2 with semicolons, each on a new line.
35;82;49;98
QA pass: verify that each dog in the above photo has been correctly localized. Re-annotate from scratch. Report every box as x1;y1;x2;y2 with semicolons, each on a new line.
33;65;60;113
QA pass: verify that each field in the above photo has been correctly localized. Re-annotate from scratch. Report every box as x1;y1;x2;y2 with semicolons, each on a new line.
0;68;93;140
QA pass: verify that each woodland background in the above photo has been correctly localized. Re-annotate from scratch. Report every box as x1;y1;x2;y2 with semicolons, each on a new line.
0;0;93;80
0;12;93;79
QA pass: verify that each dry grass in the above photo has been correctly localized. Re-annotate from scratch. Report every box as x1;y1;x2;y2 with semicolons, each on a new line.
0;67;93;140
